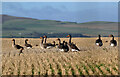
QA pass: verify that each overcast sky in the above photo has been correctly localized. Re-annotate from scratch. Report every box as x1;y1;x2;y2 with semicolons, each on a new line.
2;2;118;23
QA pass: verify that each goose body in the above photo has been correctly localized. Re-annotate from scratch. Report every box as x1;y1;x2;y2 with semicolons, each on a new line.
67;35;80;52
56;38;64;51
56;38;69;52
25;39;32;49
40;36;55;49
43;35;55;49
95;35;103;47
109;34;117;47
13;44;23;49
44;43;55;49
68;43;80;51
63;42;69;52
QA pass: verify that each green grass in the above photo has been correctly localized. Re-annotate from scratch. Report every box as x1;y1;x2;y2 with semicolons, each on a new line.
49;64;54;75
88;64;95;73
2;15;118;37
76;65;83;75
31;64;34;75
80;21;116;24
96;64;105;75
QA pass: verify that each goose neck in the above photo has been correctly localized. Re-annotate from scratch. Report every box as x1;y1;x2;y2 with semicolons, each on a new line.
13;40;15;45
44;38;47;44
41;38;44;44
25;41;28;44
112;36;114;40
69;36;71;43
58;40;61;45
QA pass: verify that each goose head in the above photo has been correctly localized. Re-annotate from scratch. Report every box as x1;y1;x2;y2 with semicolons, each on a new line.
12;39;15;41
98;35;101;37
25;39;28;41
40;37;44;39
67;34;71;37
63;41;65;43
98;35;101;39
53;41;55;43
56;38;60;41
109;34;114;37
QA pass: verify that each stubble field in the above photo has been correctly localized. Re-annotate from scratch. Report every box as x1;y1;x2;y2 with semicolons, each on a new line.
2;37;118;75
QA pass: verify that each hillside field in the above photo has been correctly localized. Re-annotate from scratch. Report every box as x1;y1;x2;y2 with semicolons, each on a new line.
2;15;118;37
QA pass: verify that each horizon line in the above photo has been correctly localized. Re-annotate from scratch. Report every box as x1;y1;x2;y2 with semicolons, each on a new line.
1;14;118;23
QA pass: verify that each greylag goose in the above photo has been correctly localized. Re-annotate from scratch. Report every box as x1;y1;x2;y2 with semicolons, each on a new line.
40;36;55;49
67;34;80;51
43;35;55;49
25;39;32;49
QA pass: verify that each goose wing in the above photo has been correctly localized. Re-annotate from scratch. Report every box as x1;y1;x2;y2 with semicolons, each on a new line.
110;40;117;46
69;43;80;51
15;45;23;49
95;39;103;46
96;39;102;43
43;43;54;48
58;44;64;49
63;45;69;52
25;43;32;48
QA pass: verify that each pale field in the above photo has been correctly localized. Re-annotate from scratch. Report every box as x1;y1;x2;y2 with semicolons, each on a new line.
2;37;119;75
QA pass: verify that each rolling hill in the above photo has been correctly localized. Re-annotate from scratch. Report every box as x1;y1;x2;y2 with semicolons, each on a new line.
1;14;118;38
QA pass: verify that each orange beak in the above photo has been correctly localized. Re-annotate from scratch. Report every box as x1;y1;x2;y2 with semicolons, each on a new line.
40;37;42;39
67;35;69;37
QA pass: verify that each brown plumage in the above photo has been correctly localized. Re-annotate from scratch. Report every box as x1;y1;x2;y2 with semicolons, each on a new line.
40;36;55;49
43;35;55;49
12;39;24;55
63;41;69;52
56;38;64;49
67;34;80;51
25;39;32;49
56;38;69;52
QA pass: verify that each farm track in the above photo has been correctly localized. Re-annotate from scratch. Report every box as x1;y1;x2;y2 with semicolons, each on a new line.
2;38;118;75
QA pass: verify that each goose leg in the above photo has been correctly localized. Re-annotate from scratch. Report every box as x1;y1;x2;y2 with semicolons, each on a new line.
19;48;23;56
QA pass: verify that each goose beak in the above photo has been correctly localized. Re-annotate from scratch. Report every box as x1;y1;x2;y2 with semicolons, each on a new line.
67;35;69;37
109;34;112;37
40;37;42;39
